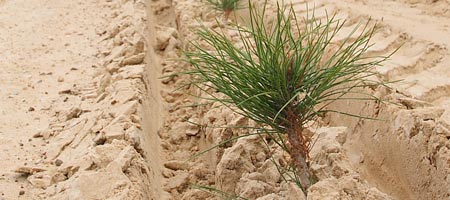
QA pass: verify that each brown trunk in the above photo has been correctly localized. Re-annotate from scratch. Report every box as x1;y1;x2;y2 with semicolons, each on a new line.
286;106;312;192
224;9;231;20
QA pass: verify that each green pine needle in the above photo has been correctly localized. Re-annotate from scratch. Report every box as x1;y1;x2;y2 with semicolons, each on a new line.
186;1;387;135
184;0;392;192
204;0;241;12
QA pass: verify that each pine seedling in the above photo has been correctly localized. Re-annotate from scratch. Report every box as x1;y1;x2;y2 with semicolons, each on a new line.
184;0;390;192
204;0;241;19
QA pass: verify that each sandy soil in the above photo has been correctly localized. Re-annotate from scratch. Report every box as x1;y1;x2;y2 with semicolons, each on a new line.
0;0;449;199
0;0;153;199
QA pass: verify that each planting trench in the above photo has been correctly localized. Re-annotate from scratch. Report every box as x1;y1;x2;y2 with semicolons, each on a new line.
0;0;449;199
147;0;450;199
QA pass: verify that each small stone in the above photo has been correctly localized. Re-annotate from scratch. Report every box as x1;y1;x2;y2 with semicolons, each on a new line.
27;172;53;189
64;107;82;120
106;62;120;73
15;166;46;175
164;172;189;191
39;72;52;76
38;130;53;139
156;27;177;50
186;124;200;136
59;89;73;95
28;107;35;112
108;45;126;60
19;191;25;195
33;132;42;138
125;126;141;148
121;53;145;66
164;160;189;171
162;168;174;178
57;77;64;82
93;133;106;145
103;123;126;142
117;65;144;79
398;97;432;109
54;159;63;166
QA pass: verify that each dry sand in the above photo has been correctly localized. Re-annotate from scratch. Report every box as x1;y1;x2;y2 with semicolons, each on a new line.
0;0;449;199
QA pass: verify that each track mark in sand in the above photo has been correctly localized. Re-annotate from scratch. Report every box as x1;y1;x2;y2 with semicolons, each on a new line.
291;1;326;13
295;0;450;199
323;6;450;105
330;22;370;42
419;84;450;103
378;36;450;103
391;61;450;102
381;42;447;80
291;1;352;21
365;32;405;55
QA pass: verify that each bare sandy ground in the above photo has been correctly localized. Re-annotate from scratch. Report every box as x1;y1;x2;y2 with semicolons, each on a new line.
0;0;153;199
0;0;106;198
1;0;449;199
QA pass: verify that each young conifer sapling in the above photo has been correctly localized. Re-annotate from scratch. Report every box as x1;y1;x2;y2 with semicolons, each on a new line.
185;1;390;192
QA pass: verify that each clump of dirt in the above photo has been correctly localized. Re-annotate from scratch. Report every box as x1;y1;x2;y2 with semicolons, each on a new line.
30;0;154;198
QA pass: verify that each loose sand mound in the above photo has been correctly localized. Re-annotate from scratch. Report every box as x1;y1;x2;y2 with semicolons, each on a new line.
0;0;449;199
